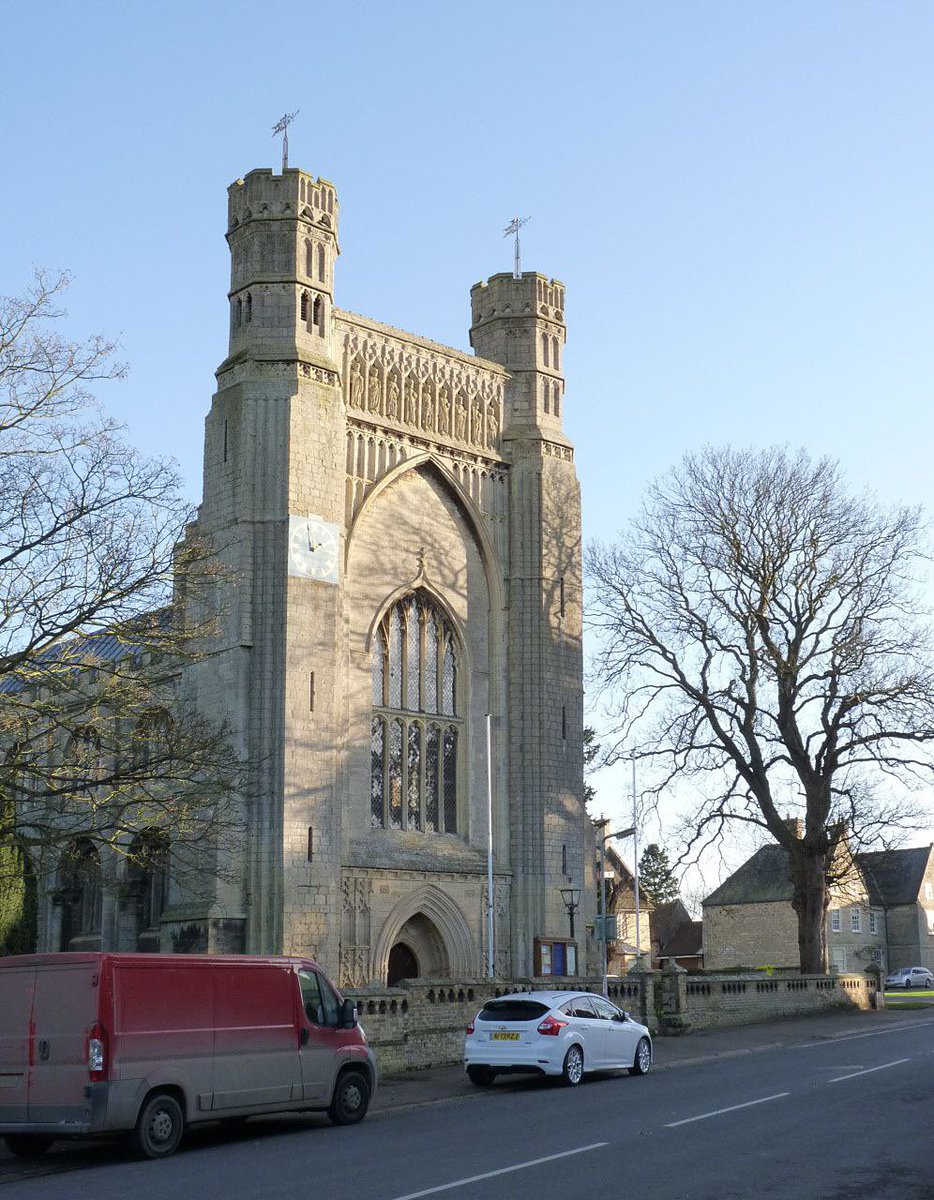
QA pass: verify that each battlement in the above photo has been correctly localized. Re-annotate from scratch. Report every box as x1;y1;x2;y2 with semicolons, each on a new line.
227;168;339;235
470;272;565;330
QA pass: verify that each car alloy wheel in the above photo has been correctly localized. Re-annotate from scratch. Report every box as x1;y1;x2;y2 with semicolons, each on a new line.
561;1043;584;1087
632;1037;652;1076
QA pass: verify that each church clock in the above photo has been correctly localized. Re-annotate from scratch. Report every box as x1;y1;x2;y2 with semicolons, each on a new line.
288;514;340;583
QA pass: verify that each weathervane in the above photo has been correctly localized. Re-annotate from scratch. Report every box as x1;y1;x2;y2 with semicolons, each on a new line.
504;215;531;279
272;111;299;172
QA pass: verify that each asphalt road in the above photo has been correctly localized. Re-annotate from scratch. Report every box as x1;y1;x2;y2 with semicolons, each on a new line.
3;1016;933;1199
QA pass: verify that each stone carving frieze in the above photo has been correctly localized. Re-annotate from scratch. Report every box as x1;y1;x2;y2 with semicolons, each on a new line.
542;439;574;462
340;874;373;988
340;323;504;460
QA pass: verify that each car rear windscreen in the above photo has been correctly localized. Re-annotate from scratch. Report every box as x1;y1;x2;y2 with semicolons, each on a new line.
478;1000;550;1022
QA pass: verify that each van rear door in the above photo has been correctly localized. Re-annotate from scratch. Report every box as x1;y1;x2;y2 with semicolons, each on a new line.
28;958;100;1124
0;963;35;1123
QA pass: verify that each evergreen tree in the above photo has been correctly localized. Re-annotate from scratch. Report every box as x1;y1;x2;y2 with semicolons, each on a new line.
638;843;680;904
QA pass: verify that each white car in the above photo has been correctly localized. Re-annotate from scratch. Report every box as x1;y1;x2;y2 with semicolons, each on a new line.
464;989;652;1087
885;966;934;990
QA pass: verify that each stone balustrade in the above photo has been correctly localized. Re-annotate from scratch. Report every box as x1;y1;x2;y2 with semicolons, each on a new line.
346;968;879;1074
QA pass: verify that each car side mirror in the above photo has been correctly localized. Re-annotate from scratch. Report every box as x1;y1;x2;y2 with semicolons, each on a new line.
340;998;357;1029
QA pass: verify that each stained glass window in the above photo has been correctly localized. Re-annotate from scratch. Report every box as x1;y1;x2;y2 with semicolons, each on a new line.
388;718;403;830
370;718;385;828
371;591;461;835
443;726;458;833
407;722;421;830
425;723;440;833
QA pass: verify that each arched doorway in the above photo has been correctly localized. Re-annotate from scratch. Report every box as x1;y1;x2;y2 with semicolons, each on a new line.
387;943;418;986
385;912;450;984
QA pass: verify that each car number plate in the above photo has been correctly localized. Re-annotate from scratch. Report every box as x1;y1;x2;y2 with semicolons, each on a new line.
491;1032;520;1041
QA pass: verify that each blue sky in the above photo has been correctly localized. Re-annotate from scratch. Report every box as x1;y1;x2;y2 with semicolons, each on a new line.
3;1;933;889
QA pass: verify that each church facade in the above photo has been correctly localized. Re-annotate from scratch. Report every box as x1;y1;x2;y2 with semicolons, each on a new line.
37;164;595;986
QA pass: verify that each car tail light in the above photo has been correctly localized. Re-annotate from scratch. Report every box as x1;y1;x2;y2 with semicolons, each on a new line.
466;1021;475;1034
87;1022;108;1081
536;1015;568;1036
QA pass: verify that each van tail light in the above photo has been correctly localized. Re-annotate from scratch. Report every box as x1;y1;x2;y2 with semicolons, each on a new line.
88;1023;108;1081
466;1021;475;1035
536;1015;568;1037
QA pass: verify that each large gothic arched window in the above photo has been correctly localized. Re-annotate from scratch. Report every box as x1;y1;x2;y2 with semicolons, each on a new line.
371;592;460;835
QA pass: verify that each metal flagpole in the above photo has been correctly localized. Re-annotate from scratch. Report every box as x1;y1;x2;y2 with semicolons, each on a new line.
632;754;641;960
486;713;495;977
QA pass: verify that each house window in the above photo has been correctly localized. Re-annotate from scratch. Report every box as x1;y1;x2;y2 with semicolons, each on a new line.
869;910;879;935
830;908;841;932
371;591;460;834
830;947;847;971
851;908;861;933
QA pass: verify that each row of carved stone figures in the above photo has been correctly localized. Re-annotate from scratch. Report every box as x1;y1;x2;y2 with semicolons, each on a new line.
348;361;500;450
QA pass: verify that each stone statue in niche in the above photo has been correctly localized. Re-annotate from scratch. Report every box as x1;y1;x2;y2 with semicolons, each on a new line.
455;397;467;442
368;366;382;412
350;361;364;408
472;398;484;444
386;376;400;420
438;387;450;434
423;388;434;430
487;401;499;447
405;379;418;424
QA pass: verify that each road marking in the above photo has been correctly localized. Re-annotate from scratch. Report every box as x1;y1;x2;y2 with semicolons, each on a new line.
386;1143;609;1200
793;1018;934;1049
828;1058;909;1083
664;1092;789;1127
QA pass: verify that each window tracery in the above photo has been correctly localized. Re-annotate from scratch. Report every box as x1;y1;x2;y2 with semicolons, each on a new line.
370;592;460;834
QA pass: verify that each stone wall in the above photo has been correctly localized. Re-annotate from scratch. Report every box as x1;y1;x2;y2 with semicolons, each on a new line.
348;968;878;1074
669;969;878;1032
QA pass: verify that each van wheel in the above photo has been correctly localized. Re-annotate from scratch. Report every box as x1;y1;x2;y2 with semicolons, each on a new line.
4;1134;54;1159
133;1092;184;1159
328;1069;370;1125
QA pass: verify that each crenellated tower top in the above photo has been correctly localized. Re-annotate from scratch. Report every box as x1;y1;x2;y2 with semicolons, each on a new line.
469;272;566;434
224;167;340;367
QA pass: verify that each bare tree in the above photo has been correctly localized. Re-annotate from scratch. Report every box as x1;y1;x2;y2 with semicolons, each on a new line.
0;271;241;908
587;446;934;973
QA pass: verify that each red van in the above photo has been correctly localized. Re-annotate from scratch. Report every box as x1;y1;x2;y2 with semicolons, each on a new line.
0;953;377;1159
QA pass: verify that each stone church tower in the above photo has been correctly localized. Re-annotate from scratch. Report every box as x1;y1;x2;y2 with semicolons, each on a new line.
179;164;594;985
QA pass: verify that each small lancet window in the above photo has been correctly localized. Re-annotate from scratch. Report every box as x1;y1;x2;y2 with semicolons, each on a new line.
300;290;309;322
305;239;313;278
553;381;561;418
541;332;549;367
543;379;550;415
317;242;326;282
552;336;560;370
313;295;324;334
246;292;253;323
236;297;242;328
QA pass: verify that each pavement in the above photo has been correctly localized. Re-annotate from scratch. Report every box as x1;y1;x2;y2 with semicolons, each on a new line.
371;1003;934;1113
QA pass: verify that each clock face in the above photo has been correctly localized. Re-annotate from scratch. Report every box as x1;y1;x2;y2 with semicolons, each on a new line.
288;515;339;583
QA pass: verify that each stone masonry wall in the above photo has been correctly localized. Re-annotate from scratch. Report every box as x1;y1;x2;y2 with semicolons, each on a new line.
347;969;876;1074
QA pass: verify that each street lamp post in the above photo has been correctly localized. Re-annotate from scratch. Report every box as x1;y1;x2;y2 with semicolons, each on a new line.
594;819;635;997
559;886;581;939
